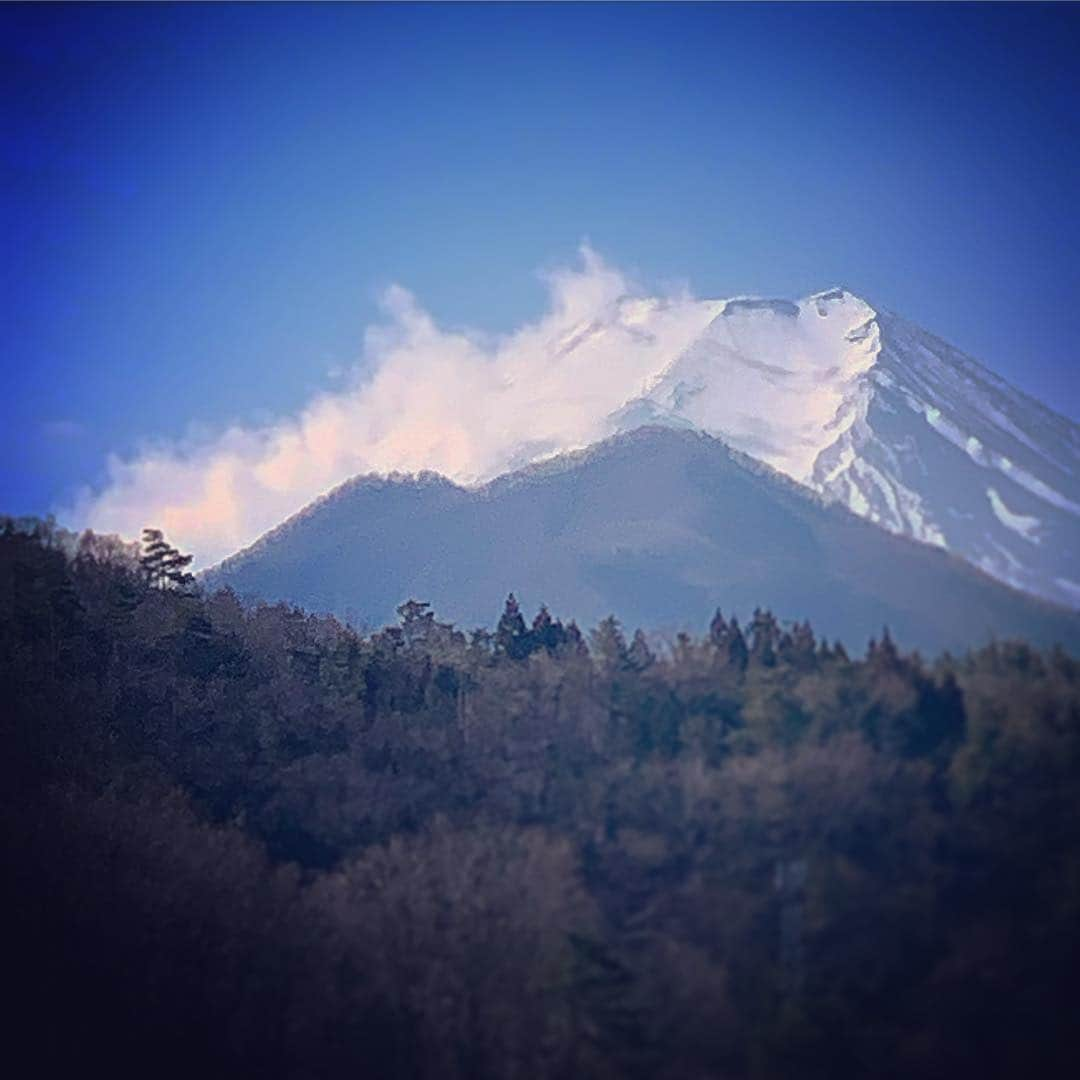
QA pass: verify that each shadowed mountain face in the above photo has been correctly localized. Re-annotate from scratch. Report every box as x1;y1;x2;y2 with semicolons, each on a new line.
204;427;1080;655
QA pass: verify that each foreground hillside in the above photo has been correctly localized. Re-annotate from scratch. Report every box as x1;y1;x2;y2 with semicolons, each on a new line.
4;517;1080;1079
206;427;1080;656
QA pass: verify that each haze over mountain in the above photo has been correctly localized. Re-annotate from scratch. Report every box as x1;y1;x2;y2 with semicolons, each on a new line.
204;427;1080;656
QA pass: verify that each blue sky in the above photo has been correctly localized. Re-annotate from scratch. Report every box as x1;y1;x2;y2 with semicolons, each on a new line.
4;2;1079;524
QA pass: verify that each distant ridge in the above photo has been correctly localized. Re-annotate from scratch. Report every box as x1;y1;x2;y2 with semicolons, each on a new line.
205;426;1080;655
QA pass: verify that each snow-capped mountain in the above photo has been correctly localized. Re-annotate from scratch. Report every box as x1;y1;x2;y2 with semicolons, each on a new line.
607;288;1080;608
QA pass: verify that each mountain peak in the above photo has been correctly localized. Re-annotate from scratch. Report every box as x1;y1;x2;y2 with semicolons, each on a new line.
601;289;1078;607
805;285;864;305
616;286;881;483
720;297;801;318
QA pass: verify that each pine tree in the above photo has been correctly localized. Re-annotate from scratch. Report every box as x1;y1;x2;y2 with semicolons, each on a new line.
530;605;568;654
727;618;749;671
749;608;779;667
591;616;629;670
139;528;170;588
627;629;654;671
709;607;728;647
562;620;588;657
709;609;752;671
778;619;817;669
397;599;436;647
495;594;529;660
140;528;196;592
870;626;900;670
162;548;195;591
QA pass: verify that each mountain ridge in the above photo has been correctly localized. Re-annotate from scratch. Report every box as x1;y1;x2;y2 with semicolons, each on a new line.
204;426;1080;655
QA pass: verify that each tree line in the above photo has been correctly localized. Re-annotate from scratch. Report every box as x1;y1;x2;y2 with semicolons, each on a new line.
2;516;1079;1079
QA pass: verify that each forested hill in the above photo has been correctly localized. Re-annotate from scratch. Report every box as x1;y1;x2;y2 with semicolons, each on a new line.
205;427;1080;656
4;516;1080;1078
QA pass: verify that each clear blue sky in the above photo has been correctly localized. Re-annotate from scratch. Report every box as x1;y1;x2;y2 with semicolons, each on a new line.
4;2;1079;517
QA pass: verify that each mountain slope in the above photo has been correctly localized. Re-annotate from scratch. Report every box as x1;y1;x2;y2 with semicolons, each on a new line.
607;289;1080;607
205;427;1080;655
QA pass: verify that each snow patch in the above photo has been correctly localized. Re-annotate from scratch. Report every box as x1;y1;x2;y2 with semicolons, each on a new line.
844;474;870;517
996;458;1080;516
819;444;856;486
987;488;1041;544
917;401;1080;516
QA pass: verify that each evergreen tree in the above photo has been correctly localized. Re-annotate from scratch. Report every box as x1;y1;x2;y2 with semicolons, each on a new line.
530;605;568;655
398;599;436;647
627;629;655;671
778;619;817;670
869;626;901;671
710;609;752;670
140;528;196;592
562;620;588;656
709;607;728;647
727;618;749;671
749;608;779;667
140;528;170;588
495;594;529;660
162;549;195;591
591;616;629;670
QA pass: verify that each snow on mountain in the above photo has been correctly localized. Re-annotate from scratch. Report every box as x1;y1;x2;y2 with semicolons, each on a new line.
608;288;1080;608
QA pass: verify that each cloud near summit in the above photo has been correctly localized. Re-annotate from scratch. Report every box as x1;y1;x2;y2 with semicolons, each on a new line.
70;248;715;567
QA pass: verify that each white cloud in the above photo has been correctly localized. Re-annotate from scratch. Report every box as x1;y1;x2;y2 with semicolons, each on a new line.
68;247;717;567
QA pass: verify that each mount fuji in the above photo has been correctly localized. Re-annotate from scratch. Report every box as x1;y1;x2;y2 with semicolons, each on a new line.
604;288;1079;608
201;285;1079;648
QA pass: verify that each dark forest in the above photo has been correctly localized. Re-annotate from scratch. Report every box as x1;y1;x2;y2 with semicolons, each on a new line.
3;517;1079;1079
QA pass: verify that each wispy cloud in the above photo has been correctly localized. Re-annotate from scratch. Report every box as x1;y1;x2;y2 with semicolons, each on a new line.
68;247;715;566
